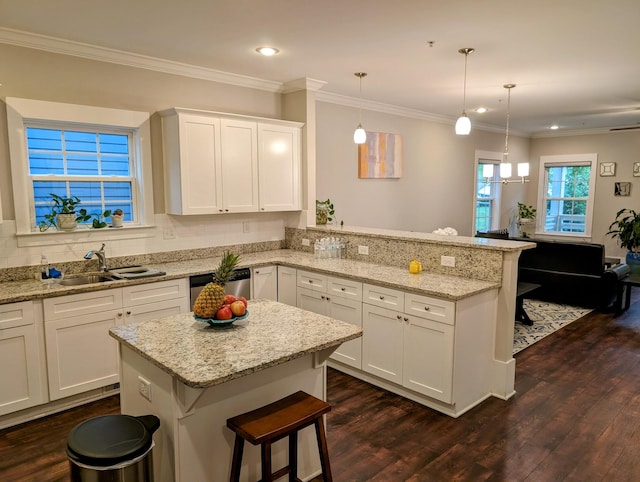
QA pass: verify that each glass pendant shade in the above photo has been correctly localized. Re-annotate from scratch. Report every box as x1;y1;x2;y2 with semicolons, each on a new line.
455;114;471;135
517;162;530;177
500;162;512;178
354;124;366;144
482;164;494;178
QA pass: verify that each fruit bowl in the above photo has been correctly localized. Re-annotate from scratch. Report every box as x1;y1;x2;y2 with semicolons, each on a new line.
194;310;249;327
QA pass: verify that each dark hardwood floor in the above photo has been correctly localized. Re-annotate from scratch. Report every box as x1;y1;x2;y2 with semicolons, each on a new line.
2;291;639;481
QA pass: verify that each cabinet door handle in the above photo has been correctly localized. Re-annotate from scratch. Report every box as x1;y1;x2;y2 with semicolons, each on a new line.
321;295;325;300
396;315;402;320
326;297;331;302
308;280;313;284
256;270;260;274
404;317;409;322
126;311;132;315
341;287;346;291
117;312;123;317
424;306;430;311
379;295;385;300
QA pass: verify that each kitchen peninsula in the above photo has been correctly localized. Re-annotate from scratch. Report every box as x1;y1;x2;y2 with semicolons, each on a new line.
109;298;361;482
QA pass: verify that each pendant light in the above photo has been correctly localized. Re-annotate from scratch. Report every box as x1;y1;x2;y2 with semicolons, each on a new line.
353;72;367;144
455;48;474;135
484;83;529;184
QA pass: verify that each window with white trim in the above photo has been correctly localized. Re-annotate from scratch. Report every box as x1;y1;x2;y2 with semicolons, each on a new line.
473;151;503;234
6;97;154;237
537;154;597;237
27;126;135;228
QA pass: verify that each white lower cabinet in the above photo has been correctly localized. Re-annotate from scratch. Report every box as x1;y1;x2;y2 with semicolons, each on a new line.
296;270;363;369
277;266;297;306
43;278;188;401
0;300;47;416
252;265;278;300
362;285;455;403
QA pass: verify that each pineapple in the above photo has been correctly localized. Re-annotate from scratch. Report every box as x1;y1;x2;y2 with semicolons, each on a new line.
193;251;240;318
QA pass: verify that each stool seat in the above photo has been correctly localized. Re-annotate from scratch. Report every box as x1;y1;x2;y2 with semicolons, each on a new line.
227;391;332;482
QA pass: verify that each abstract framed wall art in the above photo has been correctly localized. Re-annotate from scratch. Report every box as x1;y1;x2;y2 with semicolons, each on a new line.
358;131;403;179
614;182;631;196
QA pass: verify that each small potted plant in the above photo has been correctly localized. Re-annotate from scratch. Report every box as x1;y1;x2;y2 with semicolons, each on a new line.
607;208;640;272
316;199;335;225
517;202;537;223
110;209;124;228
39;194;85;231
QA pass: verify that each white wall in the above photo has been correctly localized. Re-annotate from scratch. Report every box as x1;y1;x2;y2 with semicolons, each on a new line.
529;131;640;258
315;101;530;235
0;43;300;269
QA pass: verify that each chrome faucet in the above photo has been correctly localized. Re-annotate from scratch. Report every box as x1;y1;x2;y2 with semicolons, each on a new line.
85;243;108;272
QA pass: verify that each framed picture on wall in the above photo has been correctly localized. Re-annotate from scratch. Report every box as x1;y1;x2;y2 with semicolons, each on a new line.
634;162;640;177
614;182;631;196
600;162;616;176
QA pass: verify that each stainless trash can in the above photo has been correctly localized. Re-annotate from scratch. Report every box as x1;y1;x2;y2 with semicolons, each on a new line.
67;414;160;482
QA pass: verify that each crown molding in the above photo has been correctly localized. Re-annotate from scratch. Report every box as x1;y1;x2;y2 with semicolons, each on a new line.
0;27;282;93
282;78;327;93
531;125;640;138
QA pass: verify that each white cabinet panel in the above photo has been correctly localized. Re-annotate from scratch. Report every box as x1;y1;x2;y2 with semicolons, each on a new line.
362;304;403;383
363;284;403;309
297;287;328;315
43;288;122;321
45;309;122;401
252;265;278;301
126;298;189;324
404;292;454;326
220;119;259;212
164;113;223;215
327;296;362;369
122;278;188;307
403;316;454;402
328;276;363;301
297;270;327;293
277;266;297;306
258;123;300;211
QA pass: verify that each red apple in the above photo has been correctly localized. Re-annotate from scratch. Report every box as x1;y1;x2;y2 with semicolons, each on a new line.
215;306;233;320
236;296;248;308
223;294;237;305
230;300;246;317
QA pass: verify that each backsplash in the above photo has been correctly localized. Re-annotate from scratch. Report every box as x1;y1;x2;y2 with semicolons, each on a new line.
285;226;504;283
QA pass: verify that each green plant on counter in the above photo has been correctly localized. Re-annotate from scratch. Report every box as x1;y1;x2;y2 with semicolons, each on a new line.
316;199;335;225
517;202;537;221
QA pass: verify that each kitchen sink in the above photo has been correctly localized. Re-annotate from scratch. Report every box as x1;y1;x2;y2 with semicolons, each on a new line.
59;274;120;286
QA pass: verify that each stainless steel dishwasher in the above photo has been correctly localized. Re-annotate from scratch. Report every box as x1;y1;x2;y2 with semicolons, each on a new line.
189;268;251;310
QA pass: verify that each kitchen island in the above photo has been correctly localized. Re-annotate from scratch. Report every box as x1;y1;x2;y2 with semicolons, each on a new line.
109;298;361;482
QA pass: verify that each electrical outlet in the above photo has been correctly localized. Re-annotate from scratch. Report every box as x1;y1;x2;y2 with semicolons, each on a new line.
138;376;152;401
163;226;176;240
242;221;250;233
358;245;369;255
441;255;456;267
301;238;310;246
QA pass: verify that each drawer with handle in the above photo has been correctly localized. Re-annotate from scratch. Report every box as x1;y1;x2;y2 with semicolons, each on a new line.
363;283;403;309
404;292;454;325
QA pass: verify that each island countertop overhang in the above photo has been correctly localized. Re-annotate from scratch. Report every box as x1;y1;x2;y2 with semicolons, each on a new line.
109;298;362;389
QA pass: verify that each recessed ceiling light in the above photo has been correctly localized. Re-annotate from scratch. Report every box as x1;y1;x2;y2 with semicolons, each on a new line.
550;124;559;130
475;107;487;114
256;47;279;57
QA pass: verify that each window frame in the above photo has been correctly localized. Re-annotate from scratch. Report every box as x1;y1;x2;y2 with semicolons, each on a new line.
473;150;503;234
6;97;154;244
536;153;597;238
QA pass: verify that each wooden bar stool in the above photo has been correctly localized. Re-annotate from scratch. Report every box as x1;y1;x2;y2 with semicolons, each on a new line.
226;391;333;482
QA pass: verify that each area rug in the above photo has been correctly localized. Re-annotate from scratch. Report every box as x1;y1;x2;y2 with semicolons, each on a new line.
513;300;592;354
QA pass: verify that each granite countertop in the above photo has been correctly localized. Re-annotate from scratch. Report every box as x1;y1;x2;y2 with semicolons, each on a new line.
0;249;500;304
109;298;362;388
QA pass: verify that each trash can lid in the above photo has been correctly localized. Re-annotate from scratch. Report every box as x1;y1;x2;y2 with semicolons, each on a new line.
67;414;159;467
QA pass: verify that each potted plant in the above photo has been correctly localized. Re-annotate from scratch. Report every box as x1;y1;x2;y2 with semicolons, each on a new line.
316;199;335;225
607;208;640;272
39;194;85;231
110;209;124;228
517;202;537;223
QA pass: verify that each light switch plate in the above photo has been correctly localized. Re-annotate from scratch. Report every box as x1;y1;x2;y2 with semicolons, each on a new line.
441;255;456;267
358;245;369;255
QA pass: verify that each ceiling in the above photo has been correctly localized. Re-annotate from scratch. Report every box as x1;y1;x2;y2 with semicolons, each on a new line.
1;0;639;136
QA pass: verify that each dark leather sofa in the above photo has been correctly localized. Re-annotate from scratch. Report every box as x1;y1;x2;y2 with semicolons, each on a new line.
477;231;630;309
511;237;629;309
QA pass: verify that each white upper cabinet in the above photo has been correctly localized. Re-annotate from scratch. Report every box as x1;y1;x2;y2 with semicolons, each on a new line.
163;112;223;215
258;123;301;211
220;119;259;212
161;108;302;215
